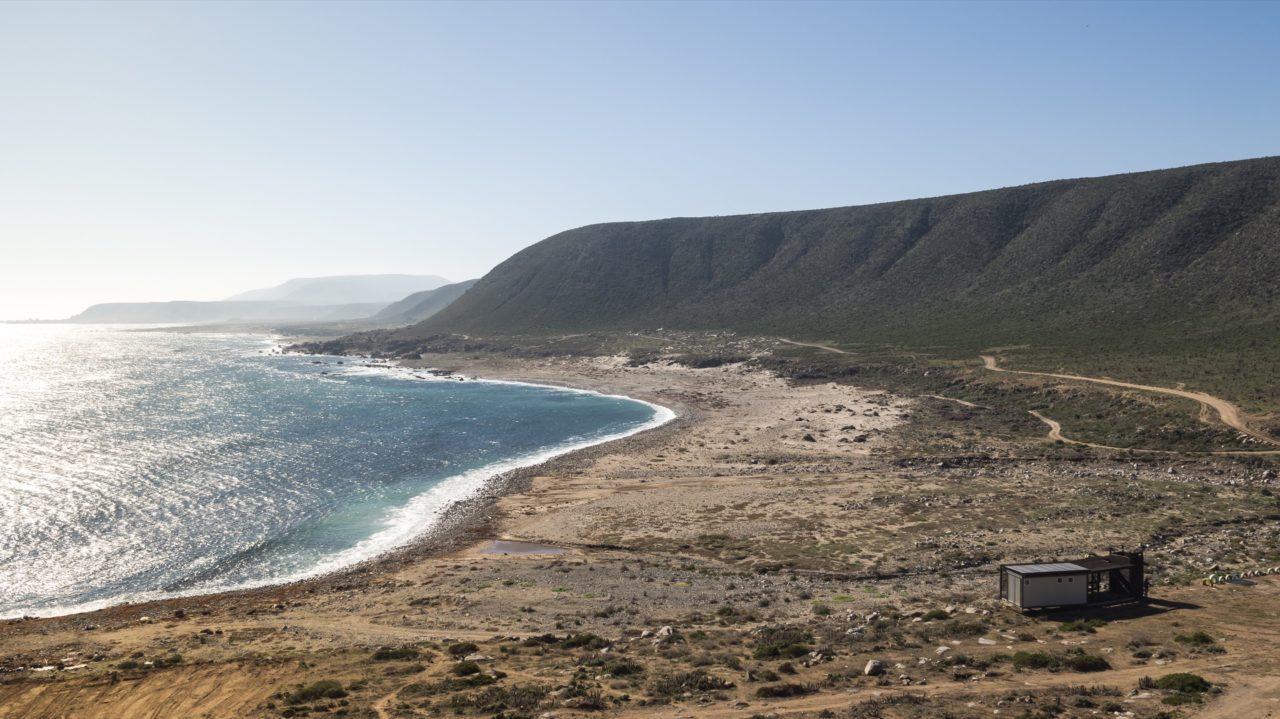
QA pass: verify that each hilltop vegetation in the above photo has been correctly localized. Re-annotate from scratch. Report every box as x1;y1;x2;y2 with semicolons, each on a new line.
296;156;1280;414
402;156;1279;351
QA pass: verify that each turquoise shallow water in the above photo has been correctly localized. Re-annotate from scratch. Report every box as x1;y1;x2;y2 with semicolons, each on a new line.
0;325;668;618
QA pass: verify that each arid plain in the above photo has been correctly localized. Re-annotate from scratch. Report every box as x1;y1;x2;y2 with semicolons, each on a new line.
2;335;1279;719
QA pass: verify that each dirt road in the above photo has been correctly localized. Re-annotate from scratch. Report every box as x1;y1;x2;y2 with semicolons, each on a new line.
779;338;1279;451
779;338;851;354
982;355;1279;447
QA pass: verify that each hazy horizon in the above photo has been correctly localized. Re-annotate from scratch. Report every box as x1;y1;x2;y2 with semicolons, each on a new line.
3;0;1278;320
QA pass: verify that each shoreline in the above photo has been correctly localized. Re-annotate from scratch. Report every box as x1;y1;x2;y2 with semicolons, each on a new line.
6;346;1279;717
1;345;684;625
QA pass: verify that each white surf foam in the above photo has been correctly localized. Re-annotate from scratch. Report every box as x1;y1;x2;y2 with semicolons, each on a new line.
4;349;674;619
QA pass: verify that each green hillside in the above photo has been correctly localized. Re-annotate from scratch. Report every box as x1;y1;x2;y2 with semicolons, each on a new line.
406;156;1279;348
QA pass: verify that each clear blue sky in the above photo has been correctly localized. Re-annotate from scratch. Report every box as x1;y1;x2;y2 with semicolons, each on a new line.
1;0;1277;319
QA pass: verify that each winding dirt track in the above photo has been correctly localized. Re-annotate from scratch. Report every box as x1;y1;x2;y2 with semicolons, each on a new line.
778;338;851;355
1027;409;1280;456
981;355;1280;447
779;338;1280;452
1023;409;1167;453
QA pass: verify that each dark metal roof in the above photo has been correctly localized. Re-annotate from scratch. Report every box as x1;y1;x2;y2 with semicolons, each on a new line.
1003;554;1138;575
1004;562;1088;575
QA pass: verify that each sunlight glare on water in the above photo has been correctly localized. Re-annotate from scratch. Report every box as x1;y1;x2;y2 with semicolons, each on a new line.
0;325;666;618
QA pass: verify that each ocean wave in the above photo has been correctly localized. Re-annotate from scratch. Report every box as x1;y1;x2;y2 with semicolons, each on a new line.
0;340;673;619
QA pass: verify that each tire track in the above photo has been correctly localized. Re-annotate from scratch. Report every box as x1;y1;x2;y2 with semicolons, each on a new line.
982;355;1279;447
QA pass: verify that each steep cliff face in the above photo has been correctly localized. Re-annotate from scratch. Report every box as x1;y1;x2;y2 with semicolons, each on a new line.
394;156;1280;346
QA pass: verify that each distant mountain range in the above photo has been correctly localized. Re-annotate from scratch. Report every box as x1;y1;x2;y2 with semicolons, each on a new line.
372;280;479;324
65;274;461;325
66;301;391;325
225;274;451;305
382;156;1280;349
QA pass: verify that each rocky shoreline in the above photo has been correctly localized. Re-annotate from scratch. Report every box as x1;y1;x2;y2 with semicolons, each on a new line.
0;351;690;633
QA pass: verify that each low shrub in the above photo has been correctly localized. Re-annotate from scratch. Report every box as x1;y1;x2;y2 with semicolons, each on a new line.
939;653;995;670
448;641;479;657
753;642;810;660
383;662;426;676
749;668;780;682
286;680;347;705
1174;631;1215;646
566;685;609;710
400;673;497;697
466;685;550;713
753;627;813;660
372;646;420;661
153;654;183;668
451;660;482;676
937;620;987;638
1062;654;1110;672
1012;651;1060;670
672;354;749;369
601;658;645;677
1154;673;1212;694
562;633;609;650
1126;634;1154;649
1059;618;1107;633
649;670;734;699
755;683;816;699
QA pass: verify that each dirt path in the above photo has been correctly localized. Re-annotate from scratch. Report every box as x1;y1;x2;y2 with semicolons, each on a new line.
922;394;987;408
1029;409;1179;454
779;339;1279;453
779;338;851;354
982;355;1279;447
1028;410;1280;456
1030;410;1071;444
1196;674;1280;718
372;688;399;719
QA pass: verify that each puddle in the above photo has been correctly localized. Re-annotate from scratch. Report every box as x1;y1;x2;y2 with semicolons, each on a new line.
470;540;568;556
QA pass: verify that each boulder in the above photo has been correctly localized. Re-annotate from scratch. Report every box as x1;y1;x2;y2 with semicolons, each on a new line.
651;625;678;644
864;659;887;676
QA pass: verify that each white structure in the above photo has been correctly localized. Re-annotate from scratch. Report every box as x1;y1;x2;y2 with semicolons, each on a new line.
1000;562;1088;609
999;552;1145;610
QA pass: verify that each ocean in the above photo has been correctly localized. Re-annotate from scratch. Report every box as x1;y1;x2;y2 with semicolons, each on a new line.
0;325;669;618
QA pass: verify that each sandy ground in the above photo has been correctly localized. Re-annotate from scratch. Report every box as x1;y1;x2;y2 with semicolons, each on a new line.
1;354;1277;719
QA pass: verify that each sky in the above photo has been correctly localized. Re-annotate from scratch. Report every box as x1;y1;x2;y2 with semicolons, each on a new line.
1;1;1278;320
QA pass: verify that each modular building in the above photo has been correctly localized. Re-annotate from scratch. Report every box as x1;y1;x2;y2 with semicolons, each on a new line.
999;551;1145;610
